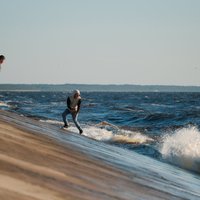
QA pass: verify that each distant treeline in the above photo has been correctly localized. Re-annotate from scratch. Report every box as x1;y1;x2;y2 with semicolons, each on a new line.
0;84;200;92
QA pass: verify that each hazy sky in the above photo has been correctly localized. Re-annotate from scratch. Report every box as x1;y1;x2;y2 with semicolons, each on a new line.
1;0;200;85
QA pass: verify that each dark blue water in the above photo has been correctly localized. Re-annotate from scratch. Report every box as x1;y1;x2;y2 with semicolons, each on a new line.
1;91;200;173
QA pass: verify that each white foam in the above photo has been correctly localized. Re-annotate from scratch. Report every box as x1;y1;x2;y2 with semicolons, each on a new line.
0;101;10;107
83;126;113;141
39;119;153;144
160;126;200;173
83;125;153;144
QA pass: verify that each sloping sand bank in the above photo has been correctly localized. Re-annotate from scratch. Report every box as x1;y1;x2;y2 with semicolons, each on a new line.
0;110;199;200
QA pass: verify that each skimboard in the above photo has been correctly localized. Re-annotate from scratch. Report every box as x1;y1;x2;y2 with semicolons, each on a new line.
60;126;83;135
60;126;70;131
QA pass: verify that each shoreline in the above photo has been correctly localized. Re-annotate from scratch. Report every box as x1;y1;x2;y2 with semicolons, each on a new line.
0;110;199;199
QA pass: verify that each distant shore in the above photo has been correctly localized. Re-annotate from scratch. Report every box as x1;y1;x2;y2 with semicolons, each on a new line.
1;83;200;92
0;110;199;199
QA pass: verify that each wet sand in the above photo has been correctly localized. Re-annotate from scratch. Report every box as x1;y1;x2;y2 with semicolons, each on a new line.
0;110;198;199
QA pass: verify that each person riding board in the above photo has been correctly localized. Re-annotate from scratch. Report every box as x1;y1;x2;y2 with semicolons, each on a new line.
62;89;83;134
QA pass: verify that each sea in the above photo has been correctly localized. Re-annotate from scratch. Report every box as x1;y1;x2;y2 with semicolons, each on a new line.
1;90;200;198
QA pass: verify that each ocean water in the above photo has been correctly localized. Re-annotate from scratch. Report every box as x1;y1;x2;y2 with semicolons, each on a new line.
1;91;200;176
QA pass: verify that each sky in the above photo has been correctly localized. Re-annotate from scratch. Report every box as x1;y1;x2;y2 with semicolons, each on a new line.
0;0;200;85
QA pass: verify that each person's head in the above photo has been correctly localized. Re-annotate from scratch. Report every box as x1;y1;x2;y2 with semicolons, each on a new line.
72;89;81;99
0;55;5;64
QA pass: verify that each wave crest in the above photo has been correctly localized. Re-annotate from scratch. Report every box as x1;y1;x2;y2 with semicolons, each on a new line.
160;126;200;173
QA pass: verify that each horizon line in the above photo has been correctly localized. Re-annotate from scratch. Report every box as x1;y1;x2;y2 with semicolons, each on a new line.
0;83;200;87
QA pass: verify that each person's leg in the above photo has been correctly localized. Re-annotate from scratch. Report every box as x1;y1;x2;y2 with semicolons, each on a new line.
62;108;70;127
72;113;83;134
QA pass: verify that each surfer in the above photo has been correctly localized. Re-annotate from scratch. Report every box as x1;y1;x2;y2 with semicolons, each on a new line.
62;89;83;134
0;55;5;71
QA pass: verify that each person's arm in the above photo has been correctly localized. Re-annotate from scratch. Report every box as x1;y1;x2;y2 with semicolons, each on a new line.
77;99;81;113
67;97;71;109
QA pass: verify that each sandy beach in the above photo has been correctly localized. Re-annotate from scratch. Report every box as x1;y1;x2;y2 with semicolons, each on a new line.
0;110;199;200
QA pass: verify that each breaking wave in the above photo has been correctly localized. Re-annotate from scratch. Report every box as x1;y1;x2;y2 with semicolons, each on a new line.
160;126;200;173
